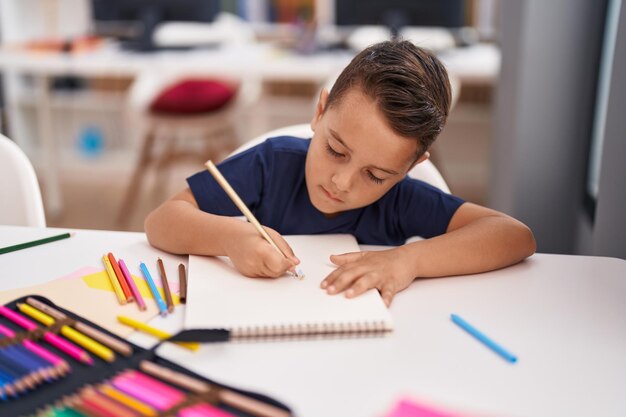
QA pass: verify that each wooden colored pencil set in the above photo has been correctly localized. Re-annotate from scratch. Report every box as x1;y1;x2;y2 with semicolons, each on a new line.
102;253;188;315
0;296;292;417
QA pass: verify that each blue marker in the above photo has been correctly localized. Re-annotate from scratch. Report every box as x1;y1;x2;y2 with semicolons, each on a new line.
450;313;518;363
140;262;168;317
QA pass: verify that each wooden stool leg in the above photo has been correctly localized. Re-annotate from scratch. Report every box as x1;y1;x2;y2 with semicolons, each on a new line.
117;130;156;228
151;136;178;205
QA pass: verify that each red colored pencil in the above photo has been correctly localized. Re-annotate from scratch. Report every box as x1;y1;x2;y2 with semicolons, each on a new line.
108;252;134;302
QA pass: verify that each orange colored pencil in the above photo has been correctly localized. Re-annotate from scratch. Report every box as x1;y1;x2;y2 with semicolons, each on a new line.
108;252;134;302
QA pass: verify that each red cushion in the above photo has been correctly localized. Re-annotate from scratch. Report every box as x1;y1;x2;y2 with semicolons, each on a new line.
150;79;237;115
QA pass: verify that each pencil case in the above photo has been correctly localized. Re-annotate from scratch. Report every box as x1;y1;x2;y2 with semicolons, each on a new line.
0;295;293;417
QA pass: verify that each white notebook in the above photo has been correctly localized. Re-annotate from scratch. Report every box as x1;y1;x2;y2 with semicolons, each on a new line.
184;234;393;338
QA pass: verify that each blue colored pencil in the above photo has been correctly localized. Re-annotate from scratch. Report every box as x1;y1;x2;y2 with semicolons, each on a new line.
140;262;168;317
450;313;518;363
3;346;45;382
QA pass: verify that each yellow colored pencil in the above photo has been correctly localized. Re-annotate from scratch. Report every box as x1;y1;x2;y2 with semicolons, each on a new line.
103;254;127;304
117;316;199;351
98;385;157;416
17;303;115;362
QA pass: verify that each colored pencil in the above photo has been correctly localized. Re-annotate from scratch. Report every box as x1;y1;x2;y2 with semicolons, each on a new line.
117;260;147;311
157;258;174;313
25;297;133;356
205;160;303;280
451;313;518;363
139;360;291;417
98;384;158;417
139;262;168;316
117;316;199;351
119;370;185;403
0;323;69;376
0;232;74;255
17;303;115;362
80;386;139;417
0;306;93;365
102;255;127;304
111;375;178;410
108;252;134;302
178;263;187;303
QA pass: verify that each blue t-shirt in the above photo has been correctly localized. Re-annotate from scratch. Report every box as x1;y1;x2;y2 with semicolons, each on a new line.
187;136;464;246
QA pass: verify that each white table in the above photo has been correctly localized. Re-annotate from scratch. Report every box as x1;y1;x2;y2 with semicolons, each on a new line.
3;226;621;417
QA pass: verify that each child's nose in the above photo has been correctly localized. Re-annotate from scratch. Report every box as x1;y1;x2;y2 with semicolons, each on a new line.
331;168;354;192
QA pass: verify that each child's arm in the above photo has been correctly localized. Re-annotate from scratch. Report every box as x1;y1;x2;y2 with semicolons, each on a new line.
320;202;536;306
144;188;299;278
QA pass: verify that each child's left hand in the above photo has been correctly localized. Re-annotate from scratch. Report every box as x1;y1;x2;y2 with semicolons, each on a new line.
321;248;415;307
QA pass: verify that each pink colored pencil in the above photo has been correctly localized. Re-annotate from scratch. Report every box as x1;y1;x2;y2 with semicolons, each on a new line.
0;323;70;376
112;375;181;410
22;340;65;367
43;332;94;365
0;305;37;330
0;322;18;337
118;259;146;311
120;370;184;402
0;305;93;365
179;403;237;417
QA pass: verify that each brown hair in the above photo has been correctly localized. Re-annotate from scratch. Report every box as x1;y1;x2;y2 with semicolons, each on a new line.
325;40;451;156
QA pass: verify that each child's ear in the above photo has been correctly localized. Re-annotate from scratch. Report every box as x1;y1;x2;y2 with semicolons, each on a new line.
408;151;430;171
311;88;329;132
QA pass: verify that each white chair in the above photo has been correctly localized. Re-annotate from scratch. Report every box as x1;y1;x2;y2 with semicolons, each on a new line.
230;123;451;193
0;134;46;227
117;69;261;226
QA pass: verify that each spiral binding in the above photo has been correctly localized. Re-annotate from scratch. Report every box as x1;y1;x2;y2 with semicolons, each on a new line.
231;320;391;339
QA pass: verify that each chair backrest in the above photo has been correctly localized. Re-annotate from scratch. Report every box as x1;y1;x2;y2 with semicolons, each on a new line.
0;134;46;227
230;123;451;193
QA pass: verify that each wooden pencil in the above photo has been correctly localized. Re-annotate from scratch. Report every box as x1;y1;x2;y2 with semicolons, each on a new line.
157;258;174;313
102;255;127;304
0;232;74;255
25;297;133;356
108;252;134;302
205;160;302;279
178;263;187;304
17;303;115;363
117;316;199;351
139;360;292;417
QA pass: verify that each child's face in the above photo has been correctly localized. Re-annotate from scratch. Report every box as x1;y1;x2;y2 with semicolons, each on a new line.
306;87;428;216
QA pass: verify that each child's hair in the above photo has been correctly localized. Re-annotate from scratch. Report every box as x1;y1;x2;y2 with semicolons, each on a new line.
325;40;451;157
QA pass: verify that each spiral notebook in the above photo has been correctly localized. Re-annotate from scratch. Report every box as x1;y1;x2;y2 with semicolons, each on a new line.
184;234;393;338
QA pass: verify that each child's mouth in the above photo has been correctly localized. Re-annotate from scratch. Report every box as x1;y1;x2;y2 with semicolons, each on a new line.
321;186;343;203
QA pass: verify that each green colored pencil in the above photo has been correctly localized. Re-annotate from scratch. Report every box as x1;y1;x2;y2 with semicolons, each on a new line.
0;232;74;255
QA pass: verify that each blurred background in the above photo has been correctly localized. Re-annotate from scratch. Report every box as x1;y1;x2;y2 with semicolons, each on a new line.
0;0;624;259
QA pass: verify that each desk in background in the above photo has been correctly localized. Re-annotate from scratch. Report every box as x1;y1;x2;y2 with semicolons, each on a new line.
0;225;625;417
0;42;354;218
0;42;499;219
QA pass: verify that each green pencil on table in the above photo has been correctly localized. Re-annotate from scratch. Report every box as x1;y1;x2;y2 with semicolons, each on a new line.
0;232;74;255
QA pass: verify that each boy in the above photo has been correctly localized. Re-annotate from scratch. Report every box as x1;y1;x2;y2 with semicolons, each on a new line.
145;40;536;307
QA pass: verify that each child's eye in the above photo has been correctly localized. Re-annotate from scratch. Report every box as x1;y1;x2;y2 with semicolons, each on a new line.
325;143;344;158
366;170;385;184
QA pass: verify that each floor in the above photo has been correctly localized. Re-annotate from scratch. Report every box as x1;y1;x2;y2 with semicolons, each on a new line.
43;91;493;233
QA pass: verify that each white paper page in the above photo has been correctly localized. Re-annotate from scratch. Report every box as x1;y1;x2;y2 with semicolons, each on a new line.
185;234;393;335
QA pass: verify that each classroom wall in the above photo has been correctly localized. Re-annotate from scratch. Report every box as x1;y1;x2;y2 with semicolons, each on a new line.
489;0;608;254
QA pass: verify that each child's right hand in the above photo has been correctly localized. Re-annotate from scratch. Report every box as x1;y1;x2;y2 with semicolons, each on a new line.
222;222;299;278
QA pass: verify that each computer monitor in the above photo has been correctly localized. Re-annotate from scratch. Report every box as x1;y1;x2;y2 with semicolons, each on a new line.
334;0;465;36
91;0;220;51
